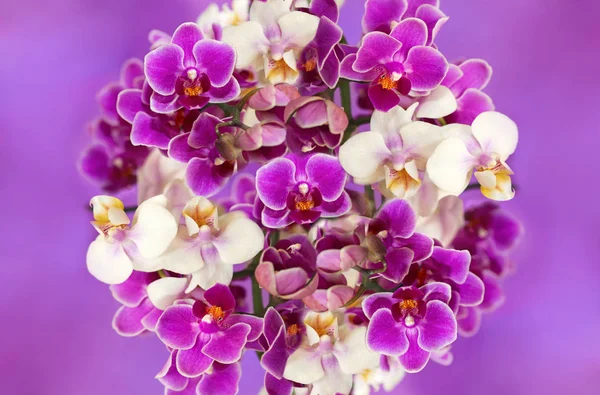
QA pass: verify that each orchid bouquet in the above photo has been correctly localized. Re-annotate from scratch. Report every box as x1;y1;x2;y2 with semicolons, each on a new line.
79;0;523;394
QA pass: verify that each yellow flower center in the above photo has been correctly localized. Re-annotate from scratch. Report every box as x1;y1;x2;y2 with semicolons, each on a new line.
379;74;398;90
184;85;203;97
304;58;317;72
206;305;225;321
295;200;315;211
400;299;418;311
287;324;299;336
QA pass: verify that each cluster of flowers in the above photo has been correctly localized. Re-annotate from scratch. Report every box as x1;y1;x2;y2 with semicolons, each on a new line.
80;1;523;394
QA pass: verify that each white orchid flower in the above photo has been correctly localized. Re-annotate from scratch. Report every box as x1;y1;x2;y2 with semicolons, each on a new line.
86;195;178;284
427;111;518;201
283;311;379;395
339;104;445;199
140;196;264;291
222;0;319;84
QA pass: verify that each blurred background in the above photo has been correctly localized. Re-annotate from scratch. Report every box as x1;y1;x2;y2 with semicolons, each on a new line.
1;0;599;394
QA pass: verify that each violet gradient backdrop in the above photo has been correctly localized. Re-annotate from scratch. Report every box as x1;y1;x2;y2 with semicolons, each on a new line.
1;0;599;394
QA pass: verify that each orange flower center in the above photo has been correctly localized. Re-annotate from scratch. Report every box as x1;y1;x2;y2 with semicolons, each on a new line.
206;305;225;321
287;324;299;336
400;299;418;311
379;74;398;90
184;85;203;97
295;200;314;211
304;58;317;72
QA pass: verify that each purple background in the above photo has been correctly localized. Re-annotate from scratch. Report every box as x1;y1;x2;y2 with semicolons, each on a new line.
1;0;598;394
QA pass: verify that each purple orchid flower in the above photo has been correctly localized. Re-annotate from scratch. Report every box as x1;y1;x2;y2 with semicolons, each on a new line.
96;58;144;125
442;59;495;125
404;243;485;315
363;282;457;372
168;112;248;197
157;352;242;395
79;119;150;192
362;0;448;46
340;18;448;112
256;153;351;228
260;306;305;395
110;271;163;336
298;16;344;94
116;81;200;150
144;23;240;114
156;284;262;378
367;199;434;283
255;234;319;300
284;96;348;152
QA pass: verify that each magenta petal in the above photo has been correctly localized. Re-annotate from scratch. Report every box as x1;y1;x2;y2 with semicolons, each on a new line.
112;298;154;337
225;314;264;342
116;89;145;124
265;373;293;395
404;232;434;262
479;271;505;312
263;307;285;344
202;323;251;364
450;88;495;125
141;308;162;332
310;0;340;22
206;78;241;103
204;283;236;311
339;54;375;82
131;112;171;149
121;58;144;87
420;282;452;304
362;0;407;33
431;247;470;283
377;199;417;238
418;300;457;352
262;207;293;229
453;59;493;96
368;83;400;112
150;91;181;114
145;45;185;95
457;272;485;306
110;271;156;307
319;192;352;217
383;247;414;283
354;32;401;73
319;52;341;88
261;327;289;378
186;157;227;197
168;133;202;162
457;306;481;337
157;351;189;391
193;40;236;88
176;337;213;378
415;4;448;45
156;305;201;350
197;363;241;395
389;18;428;60
256;158;296;210
366;309;409;356
404;46;448;92
172;22;204;67
362;293;395;319
399;328;430;373
188;112;220;148
314;17;343;68
275;268;309;296
306;154;346;201
96;82;122;124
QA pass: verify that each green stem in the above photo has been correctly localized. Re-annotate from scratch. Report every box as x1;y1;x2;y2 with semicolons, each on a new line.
365;185;375;215
438;117;447;126
352;115;371;127
252;274;265;317
269;230;280;247
339;79;353;121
